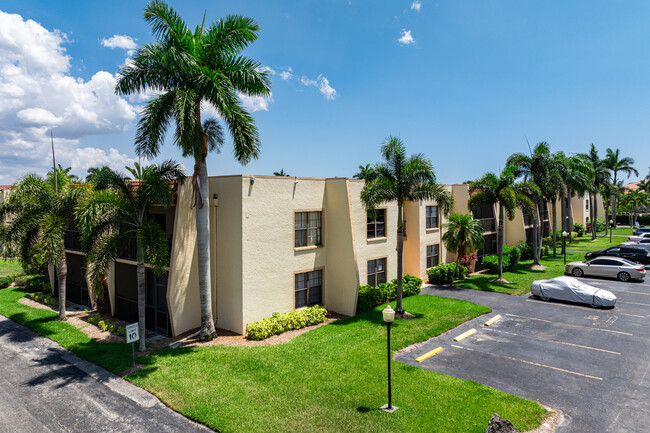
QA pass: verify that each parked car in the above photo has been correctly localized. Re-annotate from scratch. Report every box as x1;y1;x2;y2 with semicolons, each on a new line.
566;257;647;282
621;239;650;252
633;227;650;236
628;232;650;242
531;276;616;307
584;245;650;264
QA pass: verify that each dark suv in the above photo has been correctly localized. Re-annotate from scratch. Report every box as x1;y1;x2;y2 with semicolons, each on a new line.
585;245;650;264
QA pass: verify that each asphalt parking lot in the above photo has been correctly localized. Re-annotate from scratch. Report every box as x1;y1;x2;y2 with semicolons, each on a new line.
397;273;650;433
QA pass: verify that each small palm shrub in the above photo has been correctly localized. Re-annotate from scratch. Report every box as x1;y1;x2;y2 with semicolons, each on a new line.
246;306;328;340
427;263;467;284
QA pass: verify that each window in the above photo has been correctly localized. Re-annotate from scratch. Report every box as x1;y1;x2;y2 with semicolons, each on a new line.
367;258;387;286
367;209;386;239
426;206;439;229
295;270;322;308
295;211;322;248
426;244;439;268
605;248;620;253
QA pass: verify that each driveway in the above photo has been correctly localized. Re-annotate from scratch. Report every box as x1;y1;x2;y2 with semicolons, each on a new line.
397;277;650;433
0;314;211;433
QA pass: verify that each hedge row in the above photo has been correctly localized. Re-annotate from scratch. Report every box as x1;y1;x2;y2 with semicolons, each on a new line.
356;275;423;314
615;214;650;226
28;291;58;307
246;306;328;340
427;263;468;284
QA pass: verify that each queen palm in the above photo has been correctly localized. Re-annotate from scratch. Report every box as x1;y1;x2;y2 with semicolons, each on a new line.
468;165;535;282
581;145;609;240
360;136;453;314
0;168;82;320
115;1;271;340
604;148;638;228
442;213;484;279
76;161;185;352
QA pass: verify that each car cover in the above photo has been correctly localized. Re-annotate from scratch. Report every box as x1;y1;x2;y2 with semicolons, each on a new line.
531;276;616;307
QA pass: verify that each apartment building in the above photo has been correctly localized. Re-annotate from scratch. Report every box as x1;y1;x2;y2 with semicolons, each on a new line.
49;176;598;337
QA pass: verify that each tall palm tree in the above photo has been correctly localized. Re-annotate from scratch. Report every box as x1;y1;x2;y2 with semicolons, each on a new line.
273;169;289;177
580;145;609;240
76;161;185;351
353;164;375;180
604;148;638;228
86;166;114;183
468;165;535;282
507;142;554;267
442;213;484;279
115;1;271;340
557;154;589;246
0;168;83;320
360;136;453;314
622;189;649;226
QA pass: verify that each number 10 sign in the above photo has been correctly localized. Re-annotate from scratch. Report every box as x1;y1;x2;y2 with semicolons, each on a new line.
126;322;140;367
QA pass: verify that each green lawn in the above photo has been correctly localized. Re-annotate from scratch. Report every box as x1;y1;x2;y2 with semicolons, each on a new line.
0;259;22;277
0;284;548;433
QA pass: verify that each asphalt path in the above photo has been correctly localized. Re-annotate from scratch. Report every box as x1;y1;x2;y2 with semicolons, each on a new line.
397;275;650;433
0;314;212;433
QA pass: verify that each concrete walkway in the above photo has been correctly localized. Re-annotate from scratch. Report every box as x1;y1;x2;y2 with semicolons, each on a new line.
0;314;212;433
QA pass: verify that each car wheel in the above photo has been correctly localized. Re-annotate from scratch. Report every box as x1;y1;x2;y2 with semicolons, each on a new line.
572;268;584;277
541;295;549;301
618;272;630;282
590;303;599;308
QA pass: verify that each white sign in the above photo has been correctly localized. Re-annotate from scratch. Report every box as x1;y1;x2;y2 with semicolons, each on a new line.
126;323;140;343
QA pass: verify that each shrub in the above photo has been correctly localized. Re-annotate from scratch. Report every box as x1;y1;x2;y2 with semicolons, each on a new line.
517;241;534;260
22;245;49;276
24;276;50;293
356;275;422;313
542;236;553;247
573;223;585;237
392;274;423;297
0;276;12;289
541;245;549;256
427;263;467;284
481;255;510;274
29;291;58;307
503;245;521;270
246;306;328;340
87;314;126;337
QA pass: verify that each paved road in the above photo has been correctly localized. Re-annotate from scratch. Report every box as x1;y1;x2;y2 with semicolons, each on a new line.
0;314;212;433
397;276;650;433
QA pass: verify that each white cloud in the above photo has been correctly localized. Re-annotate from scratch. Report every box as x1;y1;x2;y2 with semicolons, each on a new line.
279;67;294;81
300;74;337;100
101;34;137;53
258;65;275;75
0;11;139;182
398;29;415;45
411;1;422;12
238;92;273;112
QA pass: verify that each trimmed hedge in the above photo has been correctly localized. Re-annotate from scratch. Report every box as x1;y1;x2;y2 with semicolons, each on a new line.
616;214;650;226
356;274;423;314
87;314;126;337
246;306;328;340
503;245;521;270
427;263;468;284
481;255;509;274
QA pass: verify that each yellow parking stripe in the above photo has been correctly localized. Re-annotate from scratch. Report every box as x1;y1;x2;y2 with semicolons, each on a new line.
416;347;443;362
453;329;477;342
484;315;502;326
506;313;633;336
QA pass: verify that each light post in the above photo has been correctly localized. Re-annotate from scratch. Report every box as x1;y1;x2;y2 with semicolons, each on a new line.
609;220;613;244
562;231;568;266
380;305;397;413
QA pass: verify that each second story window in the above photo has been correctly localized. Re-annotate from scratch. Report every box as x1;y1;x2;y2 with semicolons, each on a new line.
295;211;322;248
426;206;439;229
367;209;386;239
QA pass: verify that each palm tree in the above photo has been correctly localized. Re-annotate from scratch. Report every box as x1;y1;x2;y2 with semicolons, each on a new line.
468;165;535;282
86;166;114;183
580;145;609;240
76;161;185;351
115;1;271;340
353;164;375;180
0;168;82;320
442;213;484;279
622;190;649;226
360;136;453;314
125;161;153;180
604;148;638;228
556;154;589;246
273;169;289;176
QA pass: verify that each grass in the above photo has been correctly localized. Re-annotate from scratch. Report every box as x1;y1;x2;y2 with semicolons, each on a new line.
0;283;548;433
0;259;22;277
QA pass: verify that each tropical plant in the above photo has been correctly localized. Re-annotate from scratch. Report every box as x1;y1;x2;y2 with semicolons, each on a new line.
115;1;272;340
558;154;589;245
125;161;154;180
360;136;453;314
86;166;114;183
604;148;638;228
441;213;484;280
0;168;83;320
76;161;185;351
619;190;649;226
273;169;289;177
580;145;609;240
468;165;535;281
353;164;375;181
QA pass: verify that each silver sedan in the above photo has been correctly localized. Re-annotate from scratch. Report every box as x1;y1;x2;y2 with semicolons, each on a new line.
621;240;650;251
566;257;646;282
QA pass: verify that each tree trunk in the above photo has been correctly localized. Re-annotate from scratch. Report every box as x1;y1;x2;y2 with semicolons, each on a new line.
612;172;618;228
592;193;598;240
497;203;505;280
136;261;146;352
57;249;67;320
560;193;566;254
532;200;540;265
395;202;404;314
196;158;217;340
567;189;574;245
452;252;460;279
552;199;557;257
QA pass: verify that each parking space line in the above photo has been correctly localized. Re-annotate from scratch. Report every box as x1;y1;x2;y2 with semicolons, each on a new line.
450;344;603;381
620;313;645;318
506;313;633;336
482;328;621;355
606;289;650;296
526;298;605;311
617;301;650;307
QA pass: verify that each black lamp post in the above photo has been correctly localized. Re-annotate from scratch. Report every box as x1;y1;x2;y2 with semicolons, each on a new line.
562;231;568;266
380;305;398;413
609;220;613;244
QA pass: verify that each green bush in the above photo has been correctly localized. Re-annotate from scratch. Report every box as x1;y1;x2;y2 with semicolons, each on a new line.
0;276;12;289
542;245;549;256
427;263;467;284
87;313;126;337
481;255;510;274
356;275;423;313
503;245;521;270
29;291;58;307
24;276;50;293
22;245;49;276
246;306;328;340
542;236;553;247
516;241;533;260
573;223;585;237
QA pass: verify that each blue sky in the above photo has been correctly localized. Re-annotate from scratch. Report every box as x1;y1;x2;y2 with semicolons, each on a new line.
1;1;649;185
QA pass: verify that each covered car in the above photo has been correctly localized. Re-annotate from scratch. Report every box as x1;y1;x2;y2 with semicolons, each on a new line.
531;276;616;308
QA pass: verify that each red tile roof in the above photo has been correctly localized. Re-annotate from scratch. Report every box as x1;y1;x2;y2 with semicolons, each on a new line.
623;182;641;191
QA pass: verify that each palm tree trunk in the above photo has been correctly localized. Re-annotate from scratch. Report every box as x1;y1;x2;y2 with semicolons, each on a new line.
497;203;504;280
532;200;540;265
196;157;217;340
452;251;460;279
395;202;404;314
136;261;146;352
560;193;566;254
612;194;617;228
57;249;67;320
568;189;574;245
552;199;557;257
592;193;598;240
